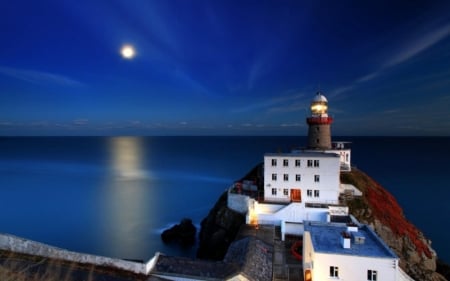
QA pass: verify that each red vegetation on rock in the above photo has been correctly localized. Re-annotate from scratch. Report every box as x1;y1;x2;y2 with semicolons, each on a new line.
365;181;432;258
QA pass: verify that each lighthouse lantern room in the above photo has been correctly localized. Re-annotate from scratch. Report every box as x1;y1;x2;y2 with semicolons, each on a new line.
306;92;333;149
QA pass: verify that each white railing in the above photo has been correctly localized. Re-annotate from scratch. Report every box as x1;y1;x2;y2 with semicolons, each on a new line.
398;267;415;281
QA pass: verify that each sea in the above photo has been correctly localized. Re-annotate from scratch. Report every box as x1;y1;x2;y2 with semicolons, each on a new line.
0;136;448;263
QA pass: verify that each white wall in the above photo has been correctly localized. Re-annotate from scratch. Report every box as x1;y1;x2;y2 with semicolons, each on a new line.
228;191;250;214
264;153;340;204
312;253;398;281
255;203;329;225
303;231;405;281
0;233;155;275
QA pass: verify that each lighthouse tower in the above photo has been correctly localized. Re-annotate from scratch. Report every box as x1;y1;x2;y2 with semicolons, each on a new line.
306;92;333;149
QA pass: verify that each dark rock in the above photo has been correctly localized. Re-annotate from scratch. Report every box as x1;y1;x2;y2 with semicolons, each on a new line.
161;218;197;246
196;191;245;260
437;259;450;281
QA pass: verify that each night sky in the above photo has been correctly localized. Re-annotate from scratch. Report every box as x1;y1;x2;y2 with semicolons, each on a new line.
1;0;450;136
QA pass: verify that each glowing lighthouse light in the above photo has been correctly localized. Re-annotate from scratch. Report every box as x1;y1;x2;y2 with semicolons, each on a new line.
311;102;328;115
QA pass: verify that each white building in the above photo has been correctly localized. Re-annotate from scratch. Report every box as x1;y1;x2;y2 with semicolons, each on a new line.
228;92;354;236
303;221;413;281
263;152;340;204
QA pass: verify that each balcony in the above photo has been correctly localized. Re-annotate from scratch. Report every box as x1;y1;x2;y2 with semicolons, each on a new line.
306;116;333;125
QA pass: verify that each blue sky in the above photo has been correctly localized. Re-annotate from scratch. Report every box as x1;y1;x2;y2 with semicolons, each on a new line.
1;0;449;136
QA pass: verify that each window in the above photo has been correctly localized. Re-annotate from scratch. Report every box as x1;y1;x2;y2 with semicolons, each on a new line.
367;270;377;281
295;159;301;167
307;160;313;167
283;174;289;181
283;189;288;196
272;173;277;181
314;175;320;182
271;159;277;166
314;190;320;197
295;174;301;182
314;160;320;167
272;188;277;195
283;159;289;167
307;189;312;197
329;266;338;278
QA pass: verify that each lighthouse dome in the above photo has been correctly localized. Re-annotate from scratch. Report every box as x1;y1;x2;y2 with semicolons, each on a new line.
313;92;328;103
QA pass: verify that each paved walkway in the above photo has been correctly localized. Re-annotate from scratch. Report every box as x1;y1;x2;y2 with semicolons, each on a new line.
236;225;304;281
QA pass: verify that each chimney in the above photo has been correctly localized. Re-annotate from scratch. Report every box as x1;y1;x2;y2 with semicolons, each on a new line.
347;223;358;233
341;231;351;249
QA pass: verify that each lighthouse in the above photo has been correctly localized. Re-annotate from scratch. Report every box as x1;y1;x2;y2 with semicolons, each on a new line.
306;92;333;149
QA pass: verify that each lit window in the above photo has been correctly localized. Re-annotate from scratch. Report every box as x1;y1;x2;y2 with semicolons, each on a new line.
368;270;377;281
329;266;338;277
295;159;301;167
283;174;289;181
314;160;320;167
283;189;288;196
271;159;277;166
314;175;320;182
296;174;301;181
283;159;289;167
272;188;277;195
307;189;312;197
272;173;277;181
314;190;320;197
307;160;313;167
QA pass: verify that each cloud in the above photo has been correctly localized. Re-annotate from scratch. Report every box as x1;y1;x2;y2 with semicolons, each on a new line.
73;119;89;126
280;123;303;127
383;23;450;68
0;66;84;87
330;22;450;98
233;91;306;113
0;122;13;126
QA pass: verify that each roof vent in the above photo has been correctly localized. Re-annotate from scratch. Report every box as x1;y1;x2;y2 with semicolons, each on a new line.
341;231;351;249
354;235;366;244
346;223;358;233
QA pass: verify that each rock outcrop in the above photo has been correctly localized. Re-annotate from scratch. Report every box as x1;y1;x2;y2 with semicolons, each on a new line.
196;191;245;260
341;168;447;281
197;165;449;280
161;218;197;246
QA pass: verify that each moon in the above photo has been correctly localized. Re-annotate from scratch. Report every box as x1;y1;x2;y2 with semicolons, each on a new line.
120;45;136;59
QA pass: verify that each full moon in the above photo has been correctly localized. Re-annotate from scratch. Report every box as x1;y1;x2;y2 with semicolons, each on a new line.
120;45;136;59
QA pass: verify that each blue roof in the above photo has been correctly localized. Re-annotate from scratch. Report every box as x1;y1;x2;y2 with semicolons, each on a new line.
304;222;398;259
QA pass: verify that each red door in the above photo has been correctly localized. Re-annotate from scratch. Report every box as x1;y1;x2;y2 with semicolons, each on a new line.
291;189;301;202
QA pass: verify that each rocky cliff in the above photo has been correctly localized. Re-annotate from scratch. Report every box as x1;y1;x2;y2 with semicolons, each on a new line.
341;168;447;281
197;165;449;280
196;191;245;260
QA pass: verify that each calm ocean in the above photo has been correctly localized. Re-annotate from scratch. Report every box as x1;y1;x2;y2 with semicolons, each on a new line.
0;136;448;262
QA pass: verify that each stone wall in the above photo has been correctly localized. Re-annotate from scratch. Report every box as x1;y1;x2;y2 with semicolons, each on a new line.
228;190;250;214
0;233;156;275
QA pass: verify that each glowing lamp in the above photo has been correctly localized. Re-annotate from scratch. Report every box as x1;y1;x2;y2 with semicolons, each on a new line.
311;102;328;114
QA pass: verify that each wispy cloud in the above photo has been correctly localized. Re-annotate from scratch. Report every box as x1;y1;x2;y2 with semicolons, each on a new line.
331;22;450;98
233;91;306;113
0;66;84;87
383;23;450;68
73;119;89;126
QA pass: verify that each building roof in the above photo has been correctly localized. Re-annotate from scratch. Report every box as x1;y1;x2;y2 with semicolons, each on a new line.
264;151;339;158
150;236;273;281
304;222;398;259
313;92;328;103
